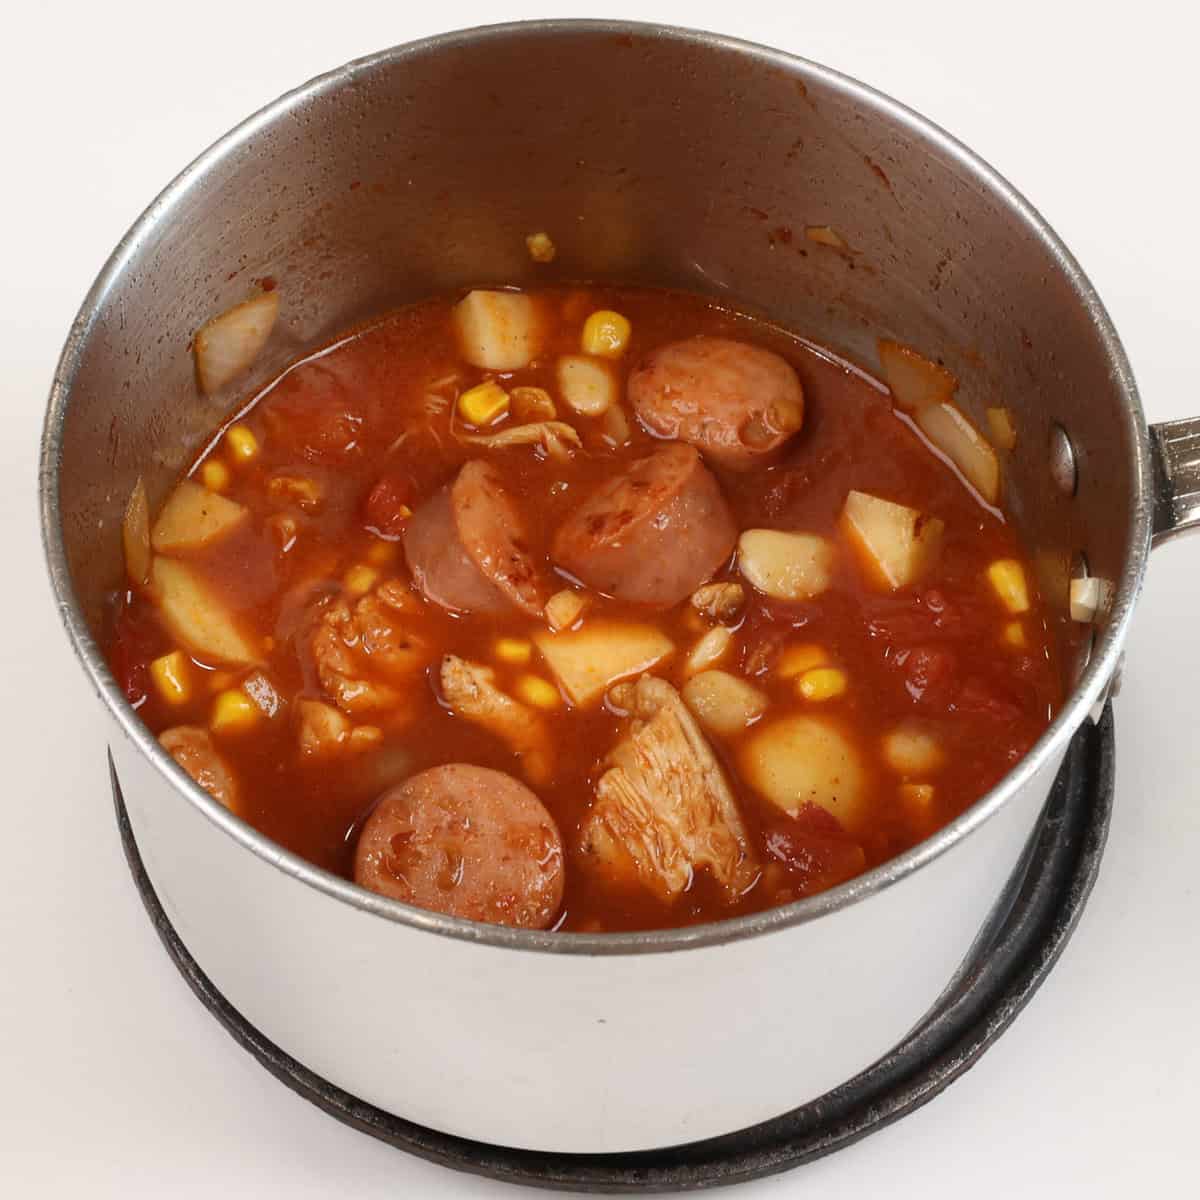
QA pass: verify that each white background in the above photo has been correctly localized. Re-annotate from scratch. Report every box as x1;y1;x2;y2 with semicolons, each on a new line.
4;1;1197;1194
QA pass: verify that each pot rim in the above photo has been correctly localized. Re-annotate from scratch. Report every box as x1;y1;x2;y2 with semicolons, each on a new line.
38;18;1152;956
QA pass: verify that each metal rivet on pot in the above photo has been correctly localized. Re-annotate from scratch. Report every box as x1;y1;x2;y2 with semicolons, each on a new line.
1050;424;1078;496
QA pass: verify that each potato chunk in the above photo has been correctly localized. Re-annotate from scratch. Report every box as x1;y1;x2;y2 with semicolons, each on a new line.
741;715;866;828
737;530;834;601
682;670;767;737
581;677;758;900
532;622;673;706
151;557;259;666
916;401;1000;505
122;476;151;588
878;339;956;412
840;490;944;590
882;725;944;775
454;290;539;370
151;481;249;553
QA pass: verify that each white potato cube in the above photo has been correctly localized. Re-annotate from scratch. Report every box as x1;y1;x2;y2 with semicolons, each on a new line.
152;481;248;553
152;557;259;666
882;725;944;775
741;715;866;827
454;290;539;370
737;529;834;601
916;401;1001;505
532;621;673;706
841;490;944;590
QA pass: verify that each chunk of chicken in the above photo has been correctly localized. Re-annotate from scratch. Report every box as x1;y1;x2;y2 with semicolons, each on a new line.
296;699;383;758
160;726;240;813
690;582;746;624
309;580;428;715
580;676;758;901
459;421;581;461
438;655;554;785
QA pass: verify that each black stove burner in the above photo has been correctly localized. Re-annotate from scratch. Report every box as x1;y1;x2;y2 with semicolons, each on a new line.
112;706;1113;1193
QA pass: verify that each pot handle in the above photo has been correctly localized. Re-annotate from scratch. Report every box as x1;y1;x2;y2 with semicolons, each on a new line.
1151;418;1200;546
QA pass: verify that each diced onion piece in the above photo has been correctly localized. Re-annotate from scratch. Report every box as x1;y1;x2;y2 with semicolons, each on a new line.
454;290;539;370
916;401;1001;504
686;625;733;676
878;339;956;412
151;481;248;554
682;670;767;737
1069;575;1113;623
986;559;1030;614
557;354;616;416
151;557;259;666
737;529;834;601
122;477;151;588
194;291;280;395
840;490;944;590
525;232;557;263
243;671;282;718
986;406;1018;450
882;725;944;775
545;588;588;632
805;225;847;248
741;716;866;827
532;621;673;706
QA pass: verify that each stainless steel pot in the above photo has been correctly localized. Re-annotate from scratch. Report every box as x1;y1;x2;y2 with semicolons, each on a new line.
38;20;1200;1155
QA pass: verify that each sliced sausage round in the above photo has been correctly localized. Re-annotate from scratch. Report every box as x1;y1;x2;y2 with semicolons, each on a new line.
354;764;565;929
403;460;545;616
628;336;804;470
551;442;737;607
160;726;240;813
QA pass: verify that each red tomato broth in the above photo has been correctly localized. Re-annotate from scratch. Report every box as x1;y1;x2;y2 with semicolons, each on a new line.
108;285;1061;932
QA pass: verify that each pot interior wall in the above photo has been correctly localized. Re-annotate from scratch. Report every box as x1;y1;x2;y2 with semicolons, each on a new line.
56;24;1133;685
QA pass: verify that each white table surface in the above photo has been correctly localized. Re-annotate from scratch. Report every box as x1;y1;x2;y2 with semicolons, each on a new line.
4;1;1197;1194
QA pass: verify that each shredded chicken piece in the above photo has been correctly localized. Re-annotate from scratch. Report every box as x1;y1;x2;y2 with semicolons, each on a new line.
268;473;324;512
580;676;758;900
160;726;240;813
309;581;428;715
459;420;581;461
691;582;746;624
296;699;382;757
439;655;554;785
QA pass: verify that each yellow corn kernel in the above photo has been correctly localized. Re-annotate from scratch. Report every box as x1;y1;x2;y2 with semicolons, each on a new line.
987;559;1030;614
224;423;260;463
200;459;231;492
900;783;935;810
149;651;192;705
525;231;557;263
515;675;561;709
366;540;397;566
343;564;379;597
458;380;510;426
581;310;632;358
797;667;848;702
777;643;829;679
1003;621;1026;648
494;638;533;665
211;688;258;734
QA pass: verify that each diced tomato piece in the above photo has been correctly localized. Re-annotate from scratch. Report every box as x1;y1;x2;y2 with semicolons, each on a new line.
955;677;1024;724
765;811;866;894
260;363;364;462
363;472;415;538
897;645;959;710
